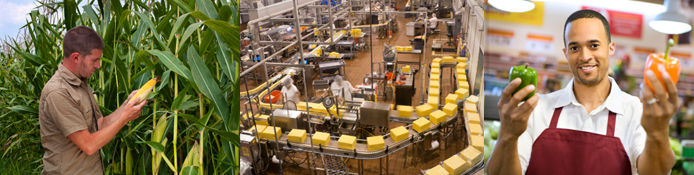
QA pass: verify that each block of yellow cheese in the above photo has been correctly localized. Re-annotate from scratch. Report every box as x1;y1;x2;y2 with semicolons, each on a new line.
456;89;469;100
367;136;385;151
431;62;440;68
443;103;458;117
466;112;480;124
470;135;484;152
458;81;469;90
466;95;479;104
338;135;357;150
312;132;331;146
461;145;483;164
430;74;440;80
429;110;447;125
457;73;467;81
442;56;454;63
390;126;409;142
397;105;414;118
402;66;411;73
413;117;431;133
256;115;270;126
443;155;470;175
288;129;307;143
247;125;267;134
428;96;439;107
426;165;450;175
404;46;413;51
262;126;281;141
432;58;442;63
456;68;466;74
431;68;440;75
469;123;482;136
457;63;467;69
429;88;439;97
416;104;435;117
446;94;459;104
430;80;440;88
464;102;477;113
456;57;468;62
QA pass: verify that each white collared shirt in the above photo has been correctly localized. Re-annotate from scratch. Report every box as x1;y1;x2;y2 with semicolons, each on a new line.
518;77;646;174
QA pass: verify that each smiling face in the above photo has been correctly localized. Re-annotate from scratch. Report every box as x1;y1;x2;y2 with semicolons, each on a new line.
563;18;615;86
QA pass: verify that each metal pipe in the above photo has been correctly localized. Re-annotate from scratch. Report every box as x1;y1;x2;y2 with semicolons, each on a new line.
262;62;284;174
293;0;306;72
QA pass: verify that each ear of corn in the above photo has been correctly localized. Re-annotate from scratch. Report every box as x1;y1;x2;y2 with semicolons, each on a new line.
152;113;169;175
179;142;200;175
129;76;161;104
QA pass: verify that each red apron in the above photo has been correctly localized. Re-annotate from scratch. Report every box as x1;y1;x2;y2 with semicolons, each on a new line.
526;107;632;175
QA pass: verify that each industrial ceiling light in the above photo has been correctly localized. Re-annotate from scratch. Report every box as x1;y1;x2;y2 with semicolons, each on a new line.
488;0;535;13
649;0;692;34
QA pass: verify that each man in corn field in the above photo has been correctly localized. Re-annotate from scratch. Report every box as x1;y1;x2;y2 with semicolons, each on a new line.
38;26;148;174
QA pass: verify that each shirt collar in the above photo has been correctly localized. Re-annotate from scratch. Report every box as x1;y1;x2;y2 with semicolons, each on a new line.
58;63;83;86
553;76;624;115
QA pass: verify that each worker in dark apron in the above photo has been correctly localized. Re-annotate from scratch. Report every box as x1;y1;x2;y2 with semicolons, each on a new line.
486;9;676;175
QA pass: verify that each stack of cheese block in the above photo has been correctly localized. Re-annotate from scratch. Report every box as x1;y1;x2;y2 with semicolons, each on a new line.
313;46;323;57
396;46;413;52
329;52;340;58
402;65;411;73
350;29;362;36
338;135;357;150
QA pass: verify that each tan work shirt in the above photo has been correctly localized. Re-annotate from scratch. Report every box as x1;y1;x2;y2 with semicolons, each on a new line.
39;64;104;175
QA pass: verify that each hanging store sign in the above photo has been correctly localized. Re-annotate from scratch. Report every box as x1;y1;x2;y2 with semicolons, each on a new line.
487;29;514;47
525;34;554;53
671;51;692;68
486;1;544;26
581;6;643;39
633;47;657;64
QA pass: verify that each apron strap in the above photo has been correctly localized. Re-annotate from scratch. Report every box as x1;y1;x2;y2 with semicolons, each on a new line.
549;107;563;129
549;107;618;137
607;111;616;137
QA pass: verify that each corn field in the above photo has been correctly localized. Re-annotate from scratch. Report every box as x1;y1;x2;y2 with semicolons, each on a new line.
0;0;240;174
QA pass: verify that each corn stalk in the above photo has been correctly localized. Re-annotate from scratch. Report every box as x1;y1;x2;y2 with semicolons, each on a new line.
0;0;240;174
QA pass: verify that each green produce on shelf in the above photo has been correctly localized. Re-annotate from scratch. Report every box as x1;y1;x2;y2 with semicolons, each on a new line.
509;63;538;101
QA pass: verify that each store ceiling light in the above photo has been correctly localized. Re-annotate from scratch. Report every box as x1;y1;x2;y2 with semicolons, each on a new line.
649;0;692;34
488;0;535;13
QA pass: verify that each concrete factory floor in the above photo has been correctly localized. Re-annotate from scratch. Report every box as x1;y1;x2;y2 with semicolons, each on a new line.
240;0;485;173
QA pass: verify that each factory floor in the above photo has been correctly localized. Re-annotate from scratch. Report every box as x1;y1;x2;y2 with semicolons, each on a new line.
241;0;485;173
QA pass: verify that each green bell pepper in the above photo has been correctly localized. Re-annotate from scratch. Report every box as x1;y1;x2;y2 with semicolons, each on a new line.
509;64;538;101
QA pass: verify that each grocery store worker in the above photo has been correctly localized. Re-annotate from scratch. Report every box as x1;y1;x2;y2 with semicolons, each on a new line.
38;26;148;175
281;77;301;109
487;9;676;175
331;75;360;102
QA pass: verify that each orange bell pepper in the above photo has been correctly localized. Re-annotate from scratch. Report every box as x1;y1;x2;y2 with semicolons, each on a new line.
644;39;681;93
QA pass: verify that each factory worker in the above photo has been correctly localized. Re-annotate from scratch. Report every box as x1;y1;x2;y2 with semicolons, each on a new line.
281;77;301;109
486;9;676;175
330;75;359;102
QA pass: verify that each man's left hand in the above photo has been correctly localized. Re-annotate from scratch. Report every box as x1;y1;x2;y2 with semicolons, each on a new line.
640;66;679;134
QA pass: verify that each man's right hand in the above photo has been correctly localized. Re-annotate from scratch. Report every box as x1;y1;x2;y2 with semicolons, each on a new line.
498;78;540;140
120;98;148;122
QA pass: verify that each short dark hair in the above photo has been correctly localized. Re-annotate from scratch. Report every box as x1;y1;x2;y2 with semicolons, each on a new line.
563;9;611;46
63;26;104;59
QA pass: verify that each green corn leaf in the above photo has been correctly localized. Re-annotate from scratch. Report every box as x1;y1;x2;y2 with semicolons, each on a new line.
147;50;193;81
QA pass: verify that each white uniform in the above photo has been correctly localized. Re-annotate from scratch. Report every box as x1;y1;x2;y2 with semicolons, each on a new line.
331;81;355;102
281;85;301;106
